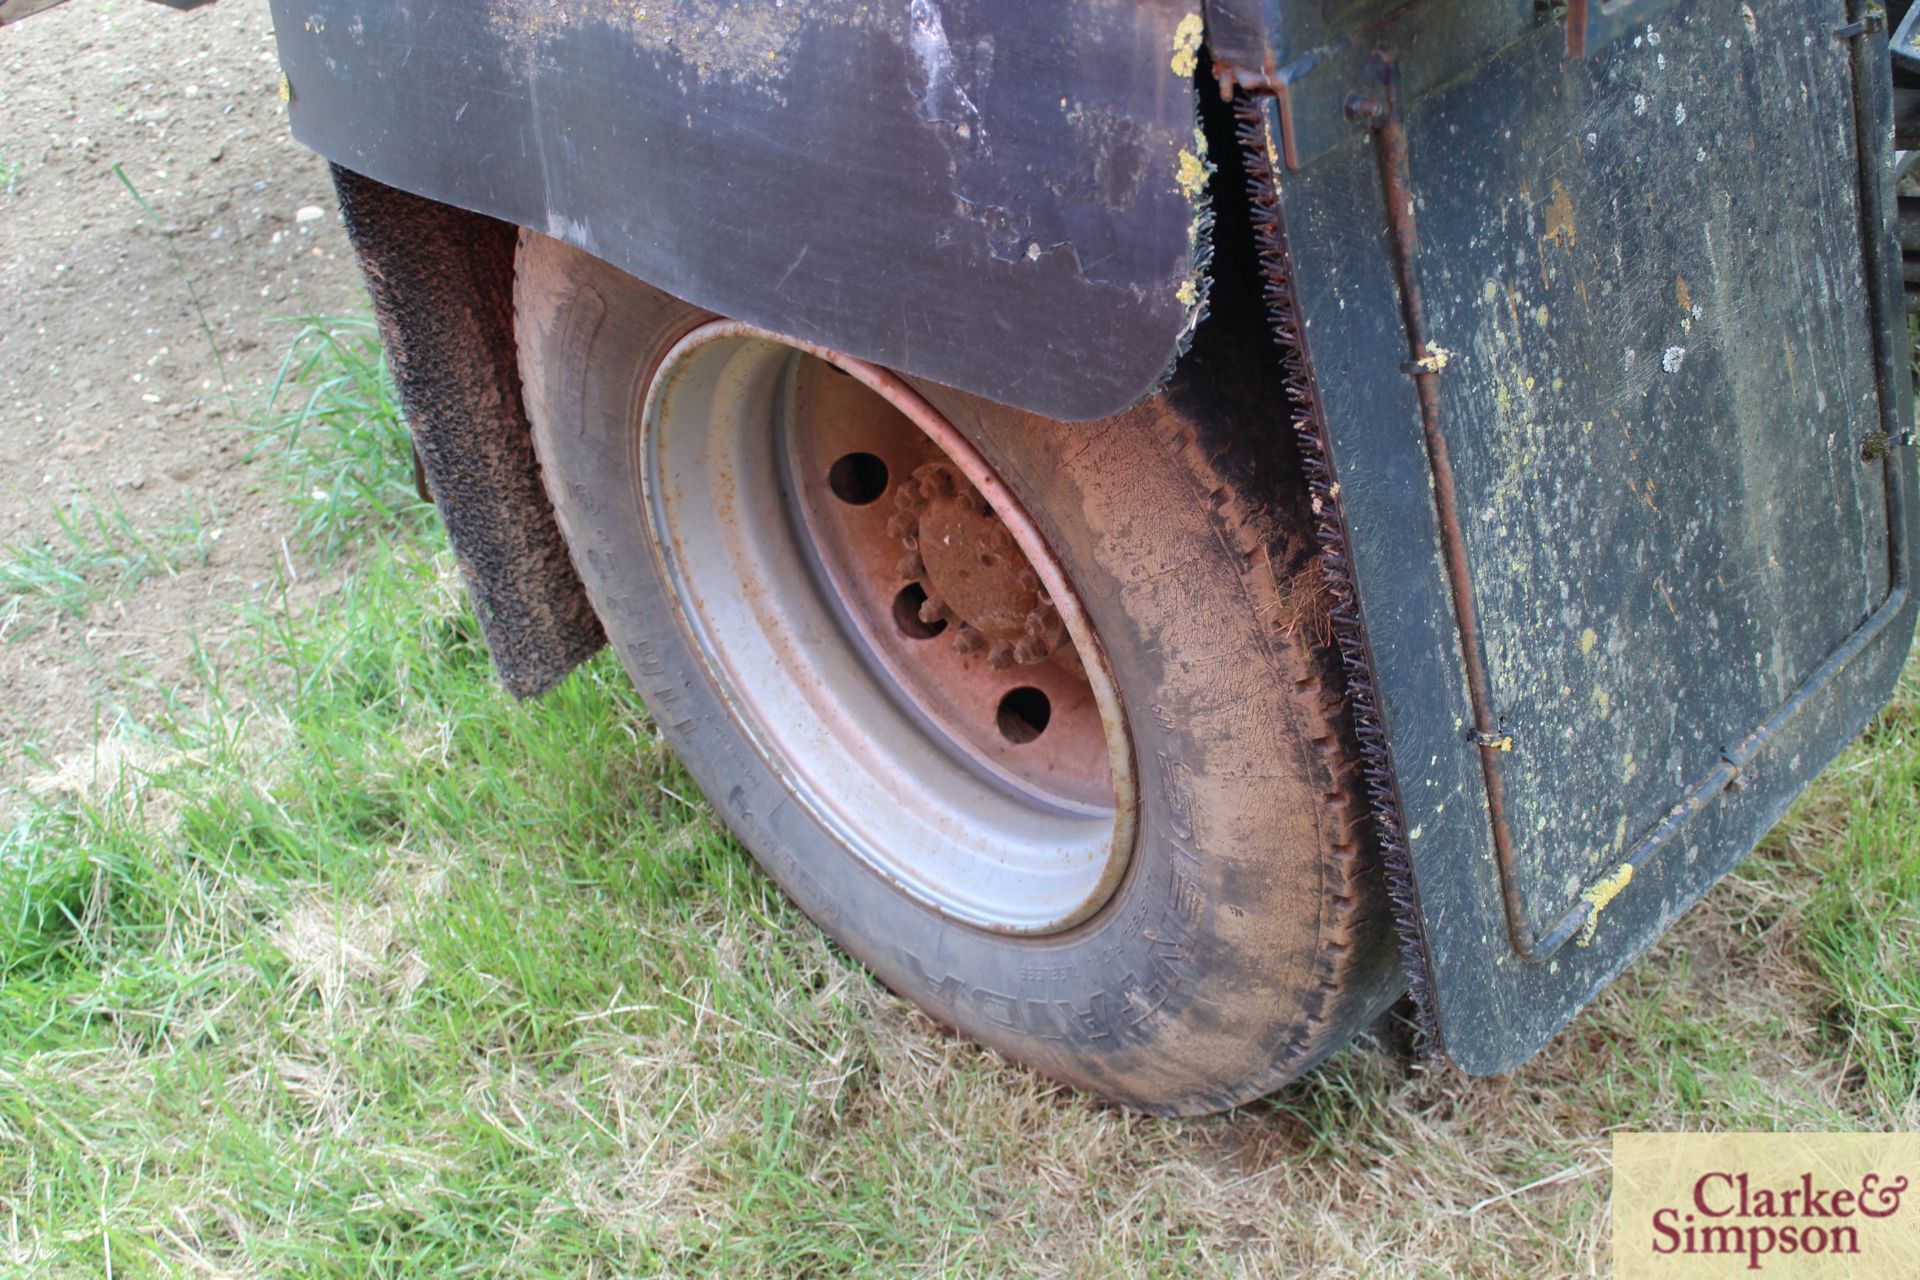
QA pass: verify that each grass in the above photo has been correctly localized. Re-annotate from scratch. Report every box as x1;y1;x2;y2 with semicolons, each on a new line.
0;327;1914;1277
0;493;214;642
253;316;425;560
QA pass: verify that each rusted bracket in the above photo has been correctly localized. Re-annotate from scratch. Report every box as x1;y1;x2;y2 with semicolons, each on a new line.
1834;11;1887;42
1212;59;1304;171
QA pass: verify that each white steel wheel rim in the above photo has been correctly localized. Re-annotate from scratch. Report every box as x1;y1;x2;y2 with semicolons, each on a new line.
636;322;1137;934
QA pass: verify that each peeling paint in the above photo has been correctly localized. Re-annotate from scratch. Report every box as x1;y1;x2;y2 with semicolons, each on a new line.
1542;178;1577;250
909;0;986;143
484;0;825;92
1576;862;1634;947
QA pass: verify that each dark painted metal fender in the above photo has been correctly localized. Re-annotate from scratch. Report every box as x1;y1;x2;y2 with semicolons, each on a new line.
268;0;1214;423
1226;0;1918;1072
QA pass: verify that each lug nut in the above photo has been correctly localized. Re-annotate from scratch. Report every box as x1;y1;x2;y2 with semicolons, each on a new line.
1012;636;1050;664
952;624;987;656
987;641;1016;670
919;596;949;625
896;551;925;578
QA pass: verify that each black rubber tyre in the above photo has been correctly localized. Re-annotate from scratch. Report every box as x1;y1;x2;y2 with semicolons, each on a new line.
514;230;1403;1114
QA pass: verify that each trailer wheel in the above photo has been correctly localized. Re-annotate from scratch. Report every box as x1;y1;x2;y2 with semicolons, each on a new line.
514;232;1401;1114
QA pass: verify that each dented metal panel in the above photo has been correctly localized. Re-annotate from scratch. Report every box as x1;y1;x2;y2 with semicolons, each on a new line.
1257;0;1916;1071
266;0;1213;423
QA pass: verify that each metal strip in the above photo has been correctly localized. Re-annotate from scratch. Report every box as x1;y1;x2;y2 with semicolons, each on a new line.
1347;50;1538;956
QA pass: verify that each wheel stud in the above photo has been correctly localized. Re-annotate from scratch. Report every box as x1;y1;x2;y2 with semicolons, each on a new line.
1012;635;1050;665
952;623;987;656
920;596;950;625
920;467;955;499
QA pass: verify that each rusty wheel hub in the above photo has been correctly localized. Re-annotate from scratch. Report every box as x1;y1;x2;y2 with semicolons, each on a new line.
635;322;1136;933
889;462;1069;671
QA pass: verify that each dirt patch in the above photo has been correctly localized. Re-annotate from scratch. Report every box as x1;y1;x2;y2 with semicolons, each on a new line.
0;0;363;781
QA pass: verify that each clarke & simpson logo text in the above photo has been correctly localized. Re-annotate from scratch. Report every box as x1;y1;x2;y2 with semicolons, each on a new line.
1649;1169;1908;1270
1612;1132;1919;1279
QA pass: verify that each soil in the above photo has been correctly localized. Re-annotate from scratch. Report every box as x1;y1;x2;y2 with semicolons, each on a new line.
0;0;364;784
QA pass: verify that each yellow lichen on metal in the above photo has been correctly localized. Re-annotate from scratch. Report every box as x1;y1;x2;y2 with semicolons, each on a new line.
1577;862;1634;947
1173;123;1211;320
1412;342;1454;373
1170;12;1204;78
1176;147;1210;201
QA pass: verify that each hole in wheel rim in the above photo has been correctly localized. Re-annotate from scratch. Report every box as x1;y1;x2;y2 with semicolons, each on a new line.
997;688;1052;744
827;451;889;505
892;583;948;640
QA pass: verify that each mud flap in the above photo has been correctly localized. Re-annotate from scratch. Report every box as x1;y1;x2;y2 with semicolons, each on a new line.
1230;0;1917;1071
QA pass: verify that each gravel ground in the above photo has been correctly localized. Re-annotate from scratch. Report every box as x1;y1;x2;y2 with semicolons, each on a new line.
0;0;364;780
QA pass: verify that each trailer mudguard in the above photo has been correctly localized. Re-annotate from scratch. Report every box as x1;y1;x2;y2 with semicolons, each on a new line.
1214;0;1918;1070
267;0;1212;424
